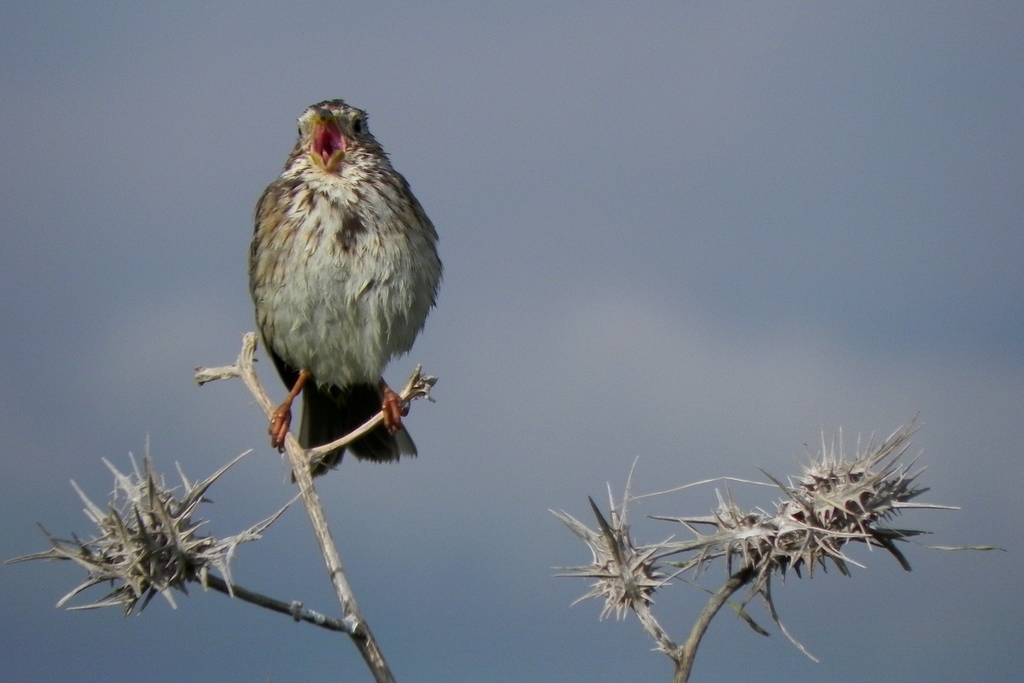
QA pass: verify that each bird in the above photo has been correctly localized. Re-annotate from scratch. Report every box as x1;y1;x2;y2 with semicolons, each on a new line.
249;99;441;477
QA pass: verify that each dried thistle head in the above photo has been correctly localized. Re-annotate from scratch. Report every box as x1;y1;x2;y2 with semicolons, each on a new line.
556;420;988;669
556;420;959;626
768;421;940;576
652;420;951;586
553;486;667;621
8;448;286;614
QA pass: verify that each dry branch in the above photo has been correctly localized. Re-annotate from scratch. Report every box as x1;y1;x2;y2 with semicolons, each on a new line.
555;419;990;683
195;332;437;683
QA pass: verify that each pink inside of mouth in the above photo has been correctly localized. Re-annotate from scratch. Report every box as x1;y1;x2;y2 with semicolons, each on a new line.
312;121;346;164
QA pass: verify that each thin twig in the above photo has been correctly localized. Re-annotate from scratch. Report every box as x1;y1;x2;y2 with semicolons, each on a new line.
307;366;436;461
672;566;756;683
196;333;435;683
634;601;678;656
202;573;352;633
284;438;395;683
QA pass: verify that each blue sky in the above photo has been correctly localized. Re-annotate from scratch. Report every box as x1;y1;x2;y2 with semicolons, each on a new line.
2;3;1021;681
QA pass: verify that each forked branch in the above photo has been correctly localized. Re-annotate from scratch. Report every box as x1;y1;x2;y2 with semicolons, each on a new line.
196;332;437;683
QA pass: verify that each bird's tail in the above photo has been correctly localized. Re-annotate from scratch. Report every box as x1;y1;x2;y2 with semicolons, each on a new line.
297;381;417;478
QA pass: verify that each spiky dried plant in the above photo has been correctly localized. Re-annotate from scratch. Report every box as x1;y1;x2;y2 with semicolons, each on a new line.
555;420;988;683
554;496;666;620
656;421;950;588
9;448;286;614
9;334;437;683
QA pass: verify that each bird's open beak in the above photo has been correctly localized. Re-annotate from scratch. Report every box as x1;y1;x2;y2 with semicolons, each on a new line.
310;115;347;172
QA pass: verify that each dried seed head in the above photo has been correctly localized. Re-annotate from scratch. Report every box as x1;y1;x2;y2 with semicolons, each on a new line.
555;420;981;666
554;495;666;621
556;420;958;627
9;448;285;614
651;420;945;586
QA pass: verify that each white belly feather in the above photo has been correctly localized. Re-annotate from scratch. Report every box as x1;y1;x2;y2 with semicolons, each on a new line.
255;173;439;388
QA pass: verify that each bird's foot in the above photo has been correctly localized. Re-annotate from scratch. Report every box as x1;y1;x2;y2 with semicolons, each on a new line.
269;405;292;451
269;369;311;451
381;383;408;435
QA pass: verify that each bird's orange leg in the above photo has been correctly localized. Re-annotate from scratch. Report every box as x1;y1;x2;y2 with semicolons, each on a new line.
270;369;311;450
379;378;408;435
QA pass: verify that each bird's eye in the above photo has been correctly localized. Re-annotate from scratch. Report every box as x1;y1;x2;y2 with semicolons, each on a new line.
352;116;364;134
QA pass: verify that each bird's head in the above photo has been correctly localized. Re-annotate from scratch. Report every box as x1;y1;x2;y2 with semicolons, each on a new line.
295;99;379;173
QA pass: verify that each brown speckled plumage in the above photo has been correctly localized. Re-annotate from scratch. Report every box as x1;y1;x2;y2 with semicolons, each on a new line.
249;99;441;477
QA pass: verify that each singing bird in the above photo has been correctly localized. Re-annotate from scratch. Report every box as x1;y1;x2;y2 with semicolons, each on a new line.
249;99;442;477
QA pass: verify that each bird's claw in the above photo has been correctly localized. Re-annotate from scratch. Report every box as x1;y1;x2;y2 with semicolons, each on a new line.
381;386;406;435
269;405;292;451
268;369;309;451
